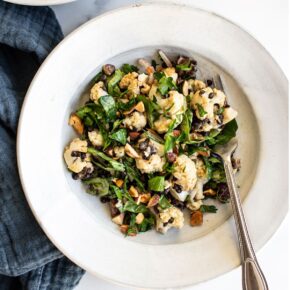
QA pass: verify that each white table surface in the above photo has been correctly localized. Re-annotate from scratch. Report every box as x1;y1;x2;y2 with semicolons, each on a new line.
52;1;289;289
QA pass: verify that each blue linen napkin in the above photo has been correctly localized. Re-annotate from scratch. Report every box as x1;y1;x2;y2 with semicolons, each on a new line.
0;2;85;289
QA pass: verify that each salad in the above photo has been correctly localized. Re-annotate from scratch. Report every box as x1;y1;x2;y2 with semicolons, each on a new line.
64;50;240;236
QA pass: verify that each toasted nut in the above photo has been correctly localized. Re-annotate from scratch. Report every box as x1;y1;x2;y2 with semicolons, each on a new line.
182;80;189;96
134;101;145;113
146;66;155;74
120;225;129;234
102;64;115;76
127;230;137;237
166;152;177;163
138;58;151;69
113;179;124;188
69;114;84;135
173;130;181;137
138;193;151;204
147;194;160;208
129;131;140;141
125;143;140;159
203;189;217;196
190;210;203;226
112;213;124;225
197;150;210;157
129;186;139;198
135;213;144;224
105;147;114;157
141;84;151;94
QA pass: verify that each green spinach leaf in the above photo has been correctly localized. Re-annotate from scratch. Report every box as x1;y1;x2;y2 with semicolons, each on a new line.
200;205;218;213
109;128;127;145
99;95;116;121
148;176;165;192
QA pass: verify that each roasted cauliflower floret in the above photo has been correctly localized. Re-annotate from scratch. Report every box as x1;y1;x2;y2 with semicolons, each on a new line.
163;67;178;83
64;138;93;173
158;90;187;117
123;111;147;131
113;146;125;159
156;206;184;234
173;155;197;191
154;116;172;134
90;81;107;103
188;79;206;92
88;130;104;147
191;86;237;131
119;72;140;96
136;154;165;174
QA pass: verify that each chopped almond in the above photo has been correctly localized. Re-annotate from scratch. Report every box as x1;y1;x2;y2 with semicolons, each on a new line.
120;225;129;234
182;80;189;96
173;130;181;137
138;193;151;204
125;143;140;159
135;213;144;224
134;101;145;113
203;189;217;196
146;66;155;75
190;210;203;226
147;194;160;208
69;114;84;135
129;131;140;141
197;150;210;157
112;213;124;225
129;186;139;198
113;179;124;188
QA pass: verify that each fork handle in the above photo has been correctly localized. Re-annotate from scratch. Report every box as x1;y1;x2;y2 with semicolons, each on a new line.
223;160;269;290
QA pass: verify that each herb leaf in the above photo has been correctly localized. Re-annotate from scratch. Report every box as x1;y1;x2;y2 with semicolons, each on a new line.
107;69;123;95
88;147;125;171
176;60;192;71
148;176;165;192
200;205;218;213
99;95;116;121
121;64;138;74
109;128;127;145
214;119;238;145
158;76;177;95
159;195;172;209
196;103;207;118
123;201;148;213
180;109;193;141
84;178;109;196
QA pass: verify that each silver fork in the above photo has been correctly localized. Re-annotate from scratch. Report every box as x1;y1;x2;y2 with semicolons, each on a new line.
213;75;269;290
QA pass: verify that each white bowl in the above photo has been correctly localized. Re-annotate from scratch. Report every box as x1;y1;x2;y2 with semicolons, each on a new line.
4;0;75;6
17;4;288;289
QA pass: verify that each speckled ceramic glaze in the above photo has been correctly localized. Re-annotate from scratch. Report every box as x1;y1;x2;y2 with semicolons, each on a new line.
17;4;288;289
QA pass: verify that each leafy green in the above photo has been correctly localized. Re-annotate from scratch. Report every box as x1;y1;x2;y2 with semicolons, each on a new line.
92;71;103;83
121;64;138;74
214;119;238;145
137;95;160;128
148;176;165;192
158;76;177;95
99;95;116;121
107;69;123;95
88;148;125;171
200;205;218;213
117;98;137;111
158;195;172;209
176;60;192;71
202;157;212;180
123;201;148;213
109;128;127;145
216;107;225;115
208;156;221;163
143;129;164;144
138;216;155;232
110;185;123;200
153;71;164;81
84;178;109;196
180;109;193;141
212;166;226;183
196;103;207;118
124;160;145;191
164;120;177;153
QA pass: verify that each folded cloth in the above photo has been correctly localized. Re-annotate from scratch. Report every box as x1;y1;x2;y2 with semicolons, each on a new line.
0;2;84;289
